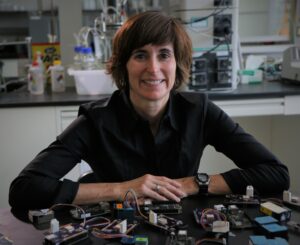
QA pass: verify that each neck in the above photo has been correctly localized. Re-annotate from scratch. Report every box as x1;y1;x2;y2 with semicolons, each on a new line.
130;95;169;136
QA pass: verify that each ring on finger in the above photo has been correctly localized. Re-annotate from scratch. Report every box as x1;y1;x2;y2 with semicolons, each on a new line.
155;184;161;192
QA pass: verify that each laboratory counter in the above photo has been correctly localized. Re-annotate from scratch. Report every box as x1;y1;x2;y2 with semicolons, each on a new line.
1;80;300;108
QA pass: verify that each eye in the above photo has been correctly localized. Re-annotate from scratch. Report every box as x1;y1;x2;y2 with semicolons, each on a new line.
159;49;173;60
160;52;171;59
132;52;147;60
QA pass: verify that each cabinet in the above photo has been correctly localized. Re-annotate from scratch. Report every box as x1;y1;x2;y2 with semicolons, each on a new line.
0;107;56;208
0;105;80;208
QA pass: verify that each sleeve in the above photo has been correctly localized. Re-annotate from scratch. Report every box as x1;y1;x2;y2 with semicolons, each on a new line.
204;100;290;195
9;115;92;209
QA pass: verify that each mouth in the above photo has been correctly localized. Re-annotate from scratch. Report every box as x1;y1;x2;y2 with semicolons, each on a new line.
142;79;165;85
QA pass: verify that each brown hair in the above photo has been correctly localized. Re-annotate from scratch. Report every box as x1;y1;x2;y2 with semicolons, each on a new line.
106;11;192;90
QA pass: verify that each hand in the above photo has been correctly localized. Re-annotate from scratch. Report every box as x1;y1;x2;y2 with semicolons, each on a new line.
119;174;186;202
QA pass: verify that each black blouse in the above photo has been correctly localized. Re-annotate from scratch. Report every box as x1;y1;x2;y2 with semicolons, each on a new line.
9;90;290;209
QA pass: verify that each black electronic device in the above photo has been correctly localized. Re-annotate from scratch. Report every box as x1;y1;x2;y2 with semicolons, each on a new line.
165;230;195;245
145;213;187;234
140;201;182;214
225;194;260;206
70;202;111;220
28;209;55;229
225;205;253;229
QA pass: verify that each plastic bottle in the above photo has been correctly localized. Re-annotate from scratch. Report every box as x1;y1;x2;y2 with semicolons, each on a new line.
81;47;96;70
48;60;65;92
28;61;44;95
35;51;45;73
73;46;82;70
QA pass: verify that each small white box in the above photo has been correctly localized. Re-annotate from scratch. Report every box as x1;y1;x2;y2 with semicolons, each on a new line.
68;68;117;95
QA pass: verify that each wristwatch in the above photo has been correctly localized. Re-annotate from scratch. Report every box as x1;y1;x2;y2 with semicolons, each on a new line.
195;173;210;195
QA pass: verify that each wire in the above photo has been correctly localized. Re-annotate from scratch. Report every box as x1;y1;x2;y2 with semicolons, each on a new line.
123;189;148;220
49;203;87;228
181;2;229;25
199;208;227;230
84;216;111;229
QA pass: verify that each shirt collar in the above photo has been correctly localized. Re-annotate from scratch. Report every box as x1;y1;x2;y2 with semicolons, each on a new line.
117;90;181;132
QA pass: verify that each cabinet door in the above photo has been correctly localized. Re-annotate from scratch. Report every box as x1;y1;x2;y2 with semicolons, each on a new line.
0;107;56;208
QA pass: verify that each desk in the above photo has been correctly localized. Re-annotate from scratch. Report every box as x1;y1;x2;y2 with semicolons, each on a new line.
1;196;299;245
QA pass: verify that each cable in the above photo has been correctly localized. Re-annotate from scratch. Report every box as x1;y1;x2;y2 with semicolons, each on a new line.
49;203;87;228
181;2;230;25
123;189;148;220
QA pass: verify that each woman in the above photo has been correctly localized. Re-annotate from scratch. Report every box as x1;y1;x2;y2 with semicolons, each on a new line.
9;11;289;209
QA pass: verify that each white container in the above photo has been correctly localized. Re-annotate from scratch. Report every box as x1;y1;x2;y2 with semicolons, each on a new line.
68;68;117;95
28;64;44;95
49;61;65;92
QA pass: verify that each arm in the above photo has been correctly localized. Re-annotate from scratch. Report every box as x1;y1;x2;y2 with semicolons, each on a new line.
8;141;81;210
9;115;91;210
204;101;290;195
73;174;186;205
176;174;231;196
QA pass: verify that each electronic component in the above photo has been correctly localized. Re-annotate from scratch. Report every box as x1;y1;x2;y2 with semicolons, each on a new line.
113;203;135;223
260;202;291;222
193;208;229;233
225;205;253;229
165;229;196;245
145;211;186;234
134;235;149;245
28;209;55;229
140;201;182;214
70;201;111;220
282;190;300;210
120;236;135;244
44;223;89;245
246;185;254;197
249;235;288;245
50;218;60;233
91;219;138;239
254;216;288;238
121;236;149;245
225;194;260;206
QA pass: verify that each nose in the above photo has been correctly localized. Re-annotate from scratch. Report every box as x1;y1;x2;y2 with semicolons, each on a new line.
147;56;160;73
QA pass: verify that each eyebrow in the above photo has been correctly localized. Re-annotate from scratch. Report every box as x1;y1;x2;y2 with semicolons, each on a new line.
132;47;173;54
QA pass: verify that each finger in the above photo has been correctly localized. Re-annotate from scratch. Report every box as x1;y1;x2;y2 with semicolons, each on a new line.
149;184;182;202
148;189;169;202
157;187;181;202
158;177;182;188
153;181;186;199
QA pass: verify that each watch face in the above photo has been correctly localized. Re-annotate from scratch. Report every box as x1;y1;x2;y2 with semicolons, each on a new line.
197;173;208;183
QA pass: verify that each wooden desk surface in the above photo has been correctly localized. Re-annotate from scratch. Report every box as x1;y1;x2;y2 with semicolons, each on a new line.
0;208;44;245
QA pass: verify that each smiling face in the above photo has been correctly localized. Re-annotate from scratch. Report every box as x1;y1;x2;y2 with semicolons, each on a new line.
126;43;176;107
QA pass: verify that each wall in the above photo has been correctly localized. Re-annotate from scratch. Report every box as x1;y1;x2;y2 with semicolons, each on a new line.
199;115;300;194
